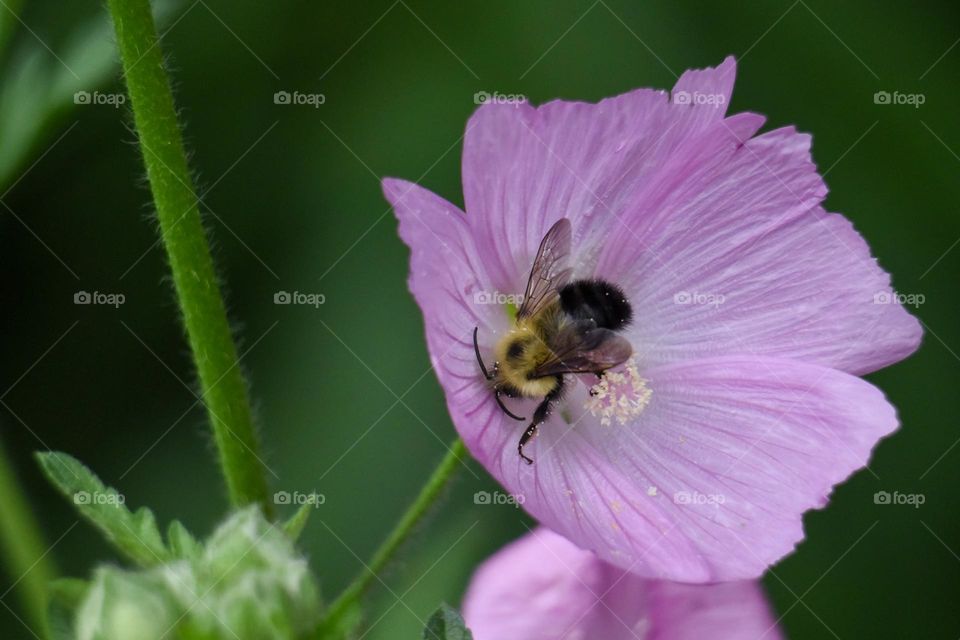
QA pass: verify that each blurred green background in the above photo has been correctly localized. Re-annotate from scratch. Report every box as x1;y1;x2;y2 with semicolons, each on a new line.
1;1;958;638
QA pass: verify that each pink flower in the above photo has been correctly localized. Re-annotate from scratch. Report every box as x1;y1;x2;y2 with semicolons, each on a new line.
463;527;784;640
383;56;921;581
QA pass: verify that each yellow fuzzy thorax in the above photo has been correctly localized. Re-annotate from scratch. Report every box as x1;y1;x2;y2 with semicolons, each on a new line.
492;309;562;397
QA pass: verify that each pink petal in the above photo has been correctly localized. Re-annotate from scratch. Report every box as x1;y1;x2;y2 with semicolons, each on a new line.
461;57;739;294
381;178;500;401
670;54;738;130
596;121;921;375
460;55;919;375
463;528;783;640
644;580;783;640
466;356;898;581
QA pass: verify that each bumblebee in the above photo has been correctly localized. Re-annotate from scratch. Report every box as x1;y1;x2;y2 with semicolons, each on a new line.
473;218;633;464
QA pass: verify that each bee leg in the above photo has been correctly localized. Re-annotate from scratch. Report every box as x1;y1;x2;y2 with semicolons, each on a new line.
473;327;493;380
518;376;565;465
588;371;604;397
495;388;525;421
518;422;538;464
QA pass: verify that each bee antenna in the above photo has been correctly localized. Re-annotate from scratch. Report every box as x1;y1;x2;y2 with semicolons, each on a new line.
473;327;493;380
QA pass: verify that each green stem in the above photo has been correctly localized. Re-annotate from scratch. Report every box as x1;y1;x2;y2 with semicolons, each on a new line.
0;438;54;638
106;0;270;514
320;439;467;634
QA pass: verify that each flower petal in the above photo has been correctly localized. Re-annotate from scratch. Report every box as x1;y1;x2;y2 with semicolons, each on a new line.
463;528;605;640
643;579;784;640
468;356;898;581
463;527;783;640
670;54;738;129
596;121;921;375
461;57;740;293
382;178;500;396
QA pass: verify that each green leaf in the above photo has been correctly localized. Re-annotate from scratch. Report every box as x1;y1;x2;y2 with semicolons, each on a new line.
0;15;114;190
0;0;180;191
167;519;201;560
423;604;473;640
282;503;313;541
47;578;88;640
36;452;169;566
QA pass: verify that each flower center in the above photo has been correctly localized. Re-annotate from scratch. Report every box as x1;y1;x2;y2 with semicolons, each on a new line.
584;357;652;426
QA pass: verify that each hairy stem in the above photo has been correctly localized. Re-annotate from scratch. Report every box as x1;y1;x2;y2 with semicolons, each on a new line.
0;438;54;638
321;439;467;634
106;0;270;514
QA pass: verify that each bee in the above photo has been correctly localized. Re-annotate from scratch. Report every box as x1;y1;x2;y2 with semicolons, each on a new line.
473;218;633;464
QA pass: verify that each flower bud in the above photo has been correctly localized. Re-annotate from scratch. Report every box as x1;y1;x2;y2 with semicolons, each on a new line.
75;507;321;639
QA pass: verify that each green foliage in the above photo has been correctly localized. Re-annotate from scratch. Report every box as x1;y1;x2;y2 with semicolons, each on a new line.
312;600;362;640
283;503;314;542
38;450;327;639
167;520;202;561
60;508;324;640
0;439;53;637
36;452;170;567
319;440;467;638
0;0;177;191
422;604;474;640
0;13;113;190
47;579;89;640
76;567;181;640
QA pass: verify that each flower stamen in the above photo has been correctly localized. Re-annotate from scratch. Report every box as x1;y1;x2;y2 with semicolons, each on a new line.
584;357;652;426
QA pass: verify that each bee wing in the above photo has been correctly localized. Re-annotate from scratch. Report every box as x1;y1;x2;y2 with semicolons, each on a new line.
516;218;572;320
531;324;633;377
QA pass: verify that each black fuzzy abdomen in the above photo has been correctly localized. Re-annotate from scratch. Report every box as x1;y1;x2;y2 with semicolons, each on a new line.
559;279;632;330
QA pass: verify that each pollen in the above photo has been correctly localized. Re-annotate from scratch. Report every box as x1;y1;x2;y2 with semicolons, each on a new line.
584;357;652;426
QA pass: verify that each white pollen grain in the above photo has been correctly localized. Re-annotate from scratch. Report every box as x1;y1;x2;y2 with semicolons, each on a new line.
584;357;652;426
